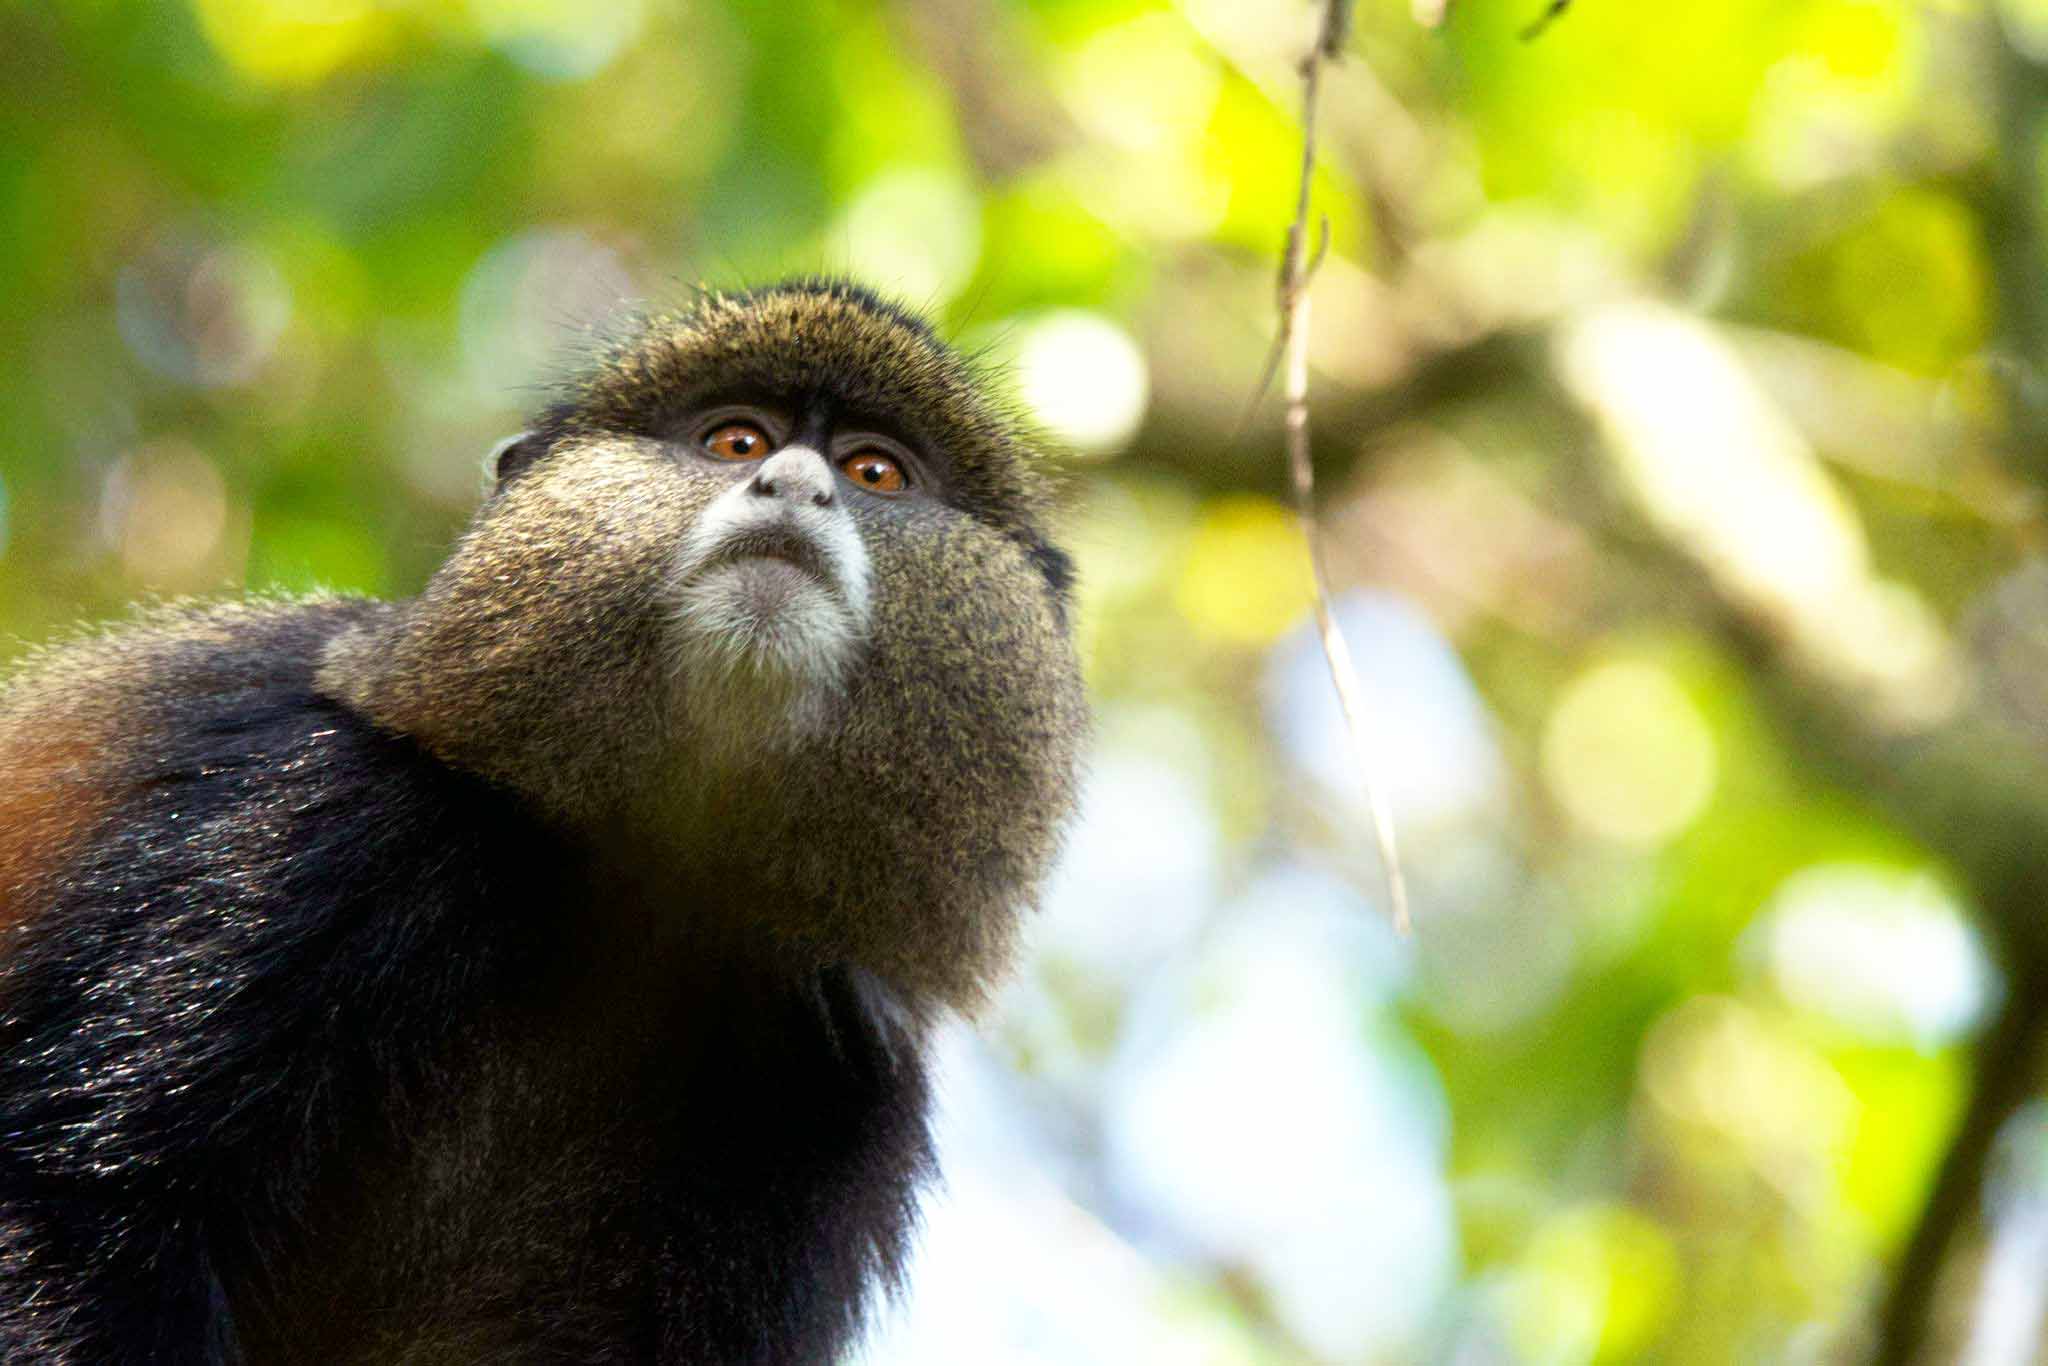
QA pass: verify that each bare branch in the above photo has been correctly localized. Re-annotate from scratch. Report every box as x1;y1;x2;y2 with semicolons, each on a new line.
1276;0;1411;935
1315;0;1355;56
1520;0;1573;41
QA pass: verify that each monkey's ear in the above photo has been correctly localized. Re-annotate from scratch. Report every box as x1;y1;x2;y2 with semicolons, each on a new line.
488;431;546;485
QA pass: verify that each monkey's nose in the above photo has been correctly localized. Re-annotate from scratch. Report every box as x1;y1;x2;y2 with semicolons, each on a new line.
747;447;836;508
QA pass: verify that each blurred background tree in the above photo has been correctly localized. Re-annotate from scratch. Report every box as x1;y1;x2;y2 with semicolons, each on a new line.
4;0;2048;1360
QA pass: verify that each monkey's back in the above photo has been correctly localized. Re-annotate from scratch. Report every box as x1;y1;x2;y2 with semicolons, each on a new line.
0;601;934;1364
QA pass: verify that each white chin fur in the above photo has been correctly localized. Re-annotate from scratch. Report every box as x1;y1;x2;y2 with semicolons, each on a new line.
667;478;874;747
674;559;862;686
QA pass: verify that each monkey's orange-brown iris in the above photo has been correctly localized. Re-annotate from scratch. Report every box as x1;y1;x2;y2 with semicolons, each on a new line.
702;422;772;461
841;451;907;493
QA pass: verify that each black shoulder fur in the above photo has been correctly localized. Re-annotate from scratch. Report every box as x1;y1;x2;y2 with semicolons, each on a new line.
0;603;934;1364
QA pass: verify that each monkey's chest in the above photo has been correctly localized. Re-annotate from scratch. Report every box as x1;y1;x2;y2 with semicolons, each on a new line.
235;1015;676;1361
233;961;930;1366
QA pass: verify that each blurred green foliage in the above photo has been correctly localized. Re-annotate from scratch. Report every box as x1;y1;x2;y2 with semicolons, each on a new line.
7;0;2048;1361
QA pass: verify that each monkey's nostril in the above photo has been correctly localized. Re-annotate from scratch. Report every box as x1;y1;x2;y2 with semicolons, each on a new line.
746;450;836;505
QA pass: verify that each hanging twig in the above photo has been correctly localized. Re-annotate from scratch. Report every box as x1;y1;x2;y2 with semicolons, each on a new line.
1276;0;1412;935
1520;0;1574;40
1415;0;1575;36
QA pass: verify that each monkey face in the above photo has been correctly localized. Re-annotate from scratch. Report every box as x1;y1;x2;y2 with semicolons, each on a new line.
663;409;886;730
324;282;1086;1005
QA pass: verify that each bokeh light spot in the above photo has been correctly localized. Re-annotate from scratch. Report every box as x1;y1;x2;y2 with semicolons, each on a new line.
190;0;385;86
118;233;292;390
2006;0;2048;61
1644;996;1856;1194
1831;191;1986;375
1559;304;1863;609
1036;739;1218;987
835;167;983;307
1106;899;1453;1359
460;229;635;406
1762;863;1992;1047
1807;0;1903;81
1541;659;1716;846
1510;1206;1681;1364
100;441;244;590
1058;14;1221;156
469;0;644;80
1012;311;1150;454
1173;494;1312;646
1266;590;1505;830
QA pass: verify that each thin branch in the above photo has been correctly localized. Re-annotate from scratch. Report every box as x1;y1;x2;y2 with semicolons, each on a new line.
1873;968;2048;1366
1314;0;1353;55
1277;0;1412;935
1232;221;1327;448
1520;0;1574;40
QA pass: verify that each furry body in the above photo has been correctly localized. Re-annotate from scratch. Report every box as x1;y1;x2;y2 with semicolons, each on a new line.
0;283;1084;1362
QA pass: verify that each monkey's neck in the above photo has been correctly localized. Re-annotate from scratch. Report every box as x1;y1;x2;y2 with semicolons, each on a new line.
320;599;1008;1016
320;600;835;863
318;598;689;833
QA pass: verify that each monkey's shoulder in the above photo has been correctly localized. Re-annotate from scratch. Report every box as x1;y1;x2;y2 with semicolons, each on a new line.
0;595;379;759
0;597;582;1194
0;600;318;913
0;596;558;940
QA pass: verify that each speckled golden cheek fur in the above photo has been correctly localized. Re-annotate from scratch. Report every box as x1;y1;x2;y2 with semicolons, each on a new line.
319;438;729;824
774;508;1088;1009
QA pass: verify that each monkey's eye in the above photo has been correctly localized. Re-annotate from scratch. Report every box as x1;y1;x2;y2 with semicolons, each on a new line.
701;421;774;462
841;450;909;493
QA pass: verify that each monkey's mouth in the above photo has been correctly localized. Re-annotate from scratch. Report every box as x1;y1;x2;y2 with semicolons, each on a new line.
701;526;835;587
671;515;871;685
